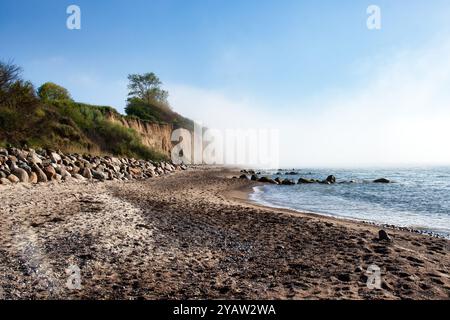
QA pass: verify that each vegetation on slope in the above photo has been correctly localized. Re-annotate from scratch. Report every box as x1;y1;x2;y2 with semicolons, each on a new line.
125;72;194;130
0;61;171;161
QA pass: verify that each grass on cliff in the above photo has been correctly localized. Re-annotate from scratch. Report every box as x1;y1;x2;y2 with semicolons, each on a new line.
51;100;168;160
125;97;194;131
0;64;167;160
0;99;167;160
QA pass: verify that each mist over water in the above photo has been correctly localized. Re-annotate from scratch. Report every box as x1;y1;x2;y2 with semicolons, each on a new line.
250;167;450;238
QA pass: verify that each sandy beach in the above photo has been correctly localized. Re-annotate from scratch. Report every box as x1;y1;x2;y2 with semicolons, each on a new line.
0;167;448;300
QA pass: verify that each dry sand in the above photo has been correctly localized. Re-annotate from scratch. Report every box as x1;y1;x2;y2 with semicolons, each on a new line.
0;167;448;299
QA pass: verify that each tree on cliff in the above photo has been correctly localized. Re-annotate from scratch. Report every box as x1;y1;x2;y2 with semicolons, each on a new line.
37;82;72;101
127;73;169;106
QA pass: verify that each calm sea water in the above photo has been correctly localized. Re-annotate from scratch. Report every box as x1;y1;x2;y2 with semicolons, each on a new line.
249;167;450;238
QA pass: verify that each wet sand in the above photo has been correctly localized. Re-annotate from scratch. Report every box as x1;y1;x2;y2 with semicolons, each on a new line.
0;167;449;299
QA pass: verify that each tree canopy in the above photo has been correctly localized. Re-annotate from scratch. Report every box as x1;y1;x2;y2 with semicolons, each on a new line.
37;82;72;101
127;72;169;107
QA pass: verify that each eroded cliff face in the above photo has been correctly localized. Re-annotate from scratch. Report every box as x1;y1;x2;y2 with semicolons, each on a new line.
105;113;173;156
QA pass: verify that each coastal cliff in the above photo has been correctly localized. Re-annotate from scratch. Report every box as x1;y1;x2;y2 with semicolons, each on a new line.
105;112;173;156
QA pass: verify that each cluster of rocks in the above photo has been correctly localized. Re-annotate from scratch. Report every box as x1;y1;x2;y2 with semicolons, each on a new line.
238;172;338;186
238;170;391;185
0;147;187;186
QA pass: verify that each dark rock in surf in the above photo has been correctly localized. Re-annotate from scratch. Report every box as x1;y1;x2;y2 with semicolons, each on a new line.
374;178;390;183
281;179;296;185
326;175;336;184
298;178;315;184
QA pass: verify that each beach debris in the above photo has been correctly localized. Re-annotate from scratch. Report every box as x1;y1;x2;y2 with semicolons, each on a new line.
374;178;390;183
378;229;392;241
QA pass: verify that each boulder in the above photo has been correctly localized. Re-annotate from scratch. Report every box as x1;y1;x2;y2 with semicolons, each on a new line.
43;165;57;180
281;179;296;185
60;169;72;179
239;174;249;180
32;164;48;183
258;177;277;184
91;170;106;181
27;152;42;165
298;178;315;184
378;229;391;241
326;175;336;184
12;167;29;183
29;172;38;184
250;175;258;181
50;152;62;163
129;167;142;176
374;178;390;184
82;168;92;180
7;174;20;183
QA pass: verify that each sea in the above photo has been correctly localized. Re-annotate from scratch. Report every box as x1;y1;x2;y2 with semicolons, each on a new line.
249;167;450;238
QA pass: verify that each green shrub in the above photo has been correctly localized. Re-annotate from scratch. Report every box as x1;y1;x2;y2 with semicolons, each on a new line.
37;82;72;101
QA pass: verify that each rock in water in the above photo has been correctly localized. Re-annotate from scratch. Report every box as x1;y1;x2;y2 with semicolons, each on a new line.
378;229;391;241
257;177;278;184
374;178;390;183
239;174;249;180
281;179;295;185
250;175;258;181
298;178;314;184
326;175;336;184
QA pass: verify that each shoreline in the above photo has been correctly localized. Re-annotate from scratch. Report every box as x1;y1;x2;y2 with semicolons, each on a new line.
238;184;449;240
0;166;449;299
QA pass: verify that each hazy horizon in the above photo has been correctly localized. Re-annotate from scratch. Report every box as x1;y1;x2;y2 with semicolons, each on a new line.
2;0;450;167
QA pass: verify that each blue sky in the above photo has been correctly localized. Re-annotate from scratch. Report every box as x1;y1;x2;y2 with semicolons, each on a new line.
2;0;450;166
